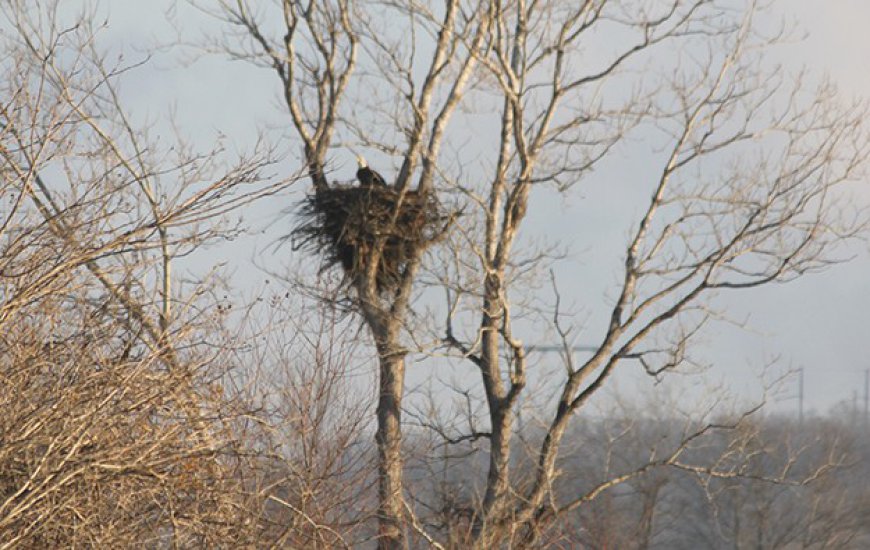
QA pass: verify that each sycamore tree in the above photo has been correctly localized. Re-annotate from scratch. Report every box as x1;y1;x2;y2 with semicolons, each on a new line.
205;0;866;548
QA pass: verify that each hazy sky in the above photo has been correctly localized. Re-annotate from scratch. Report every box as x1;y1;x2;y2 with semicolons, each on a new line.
49;1;870;416
702;0;870;414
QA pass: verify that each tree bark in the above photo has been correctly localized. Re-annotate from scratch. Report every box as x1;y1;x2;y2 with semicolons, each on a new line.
475;406;513;546
375;343;406;549
474;273;513;544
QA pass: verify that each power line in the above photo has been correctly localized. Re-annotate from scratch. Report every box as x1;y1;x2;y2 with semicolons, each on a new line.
528;345;597;353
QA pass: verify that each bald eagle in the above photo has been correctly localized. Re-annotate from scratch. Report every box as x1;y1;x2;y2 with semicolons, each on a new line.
356;155;388;187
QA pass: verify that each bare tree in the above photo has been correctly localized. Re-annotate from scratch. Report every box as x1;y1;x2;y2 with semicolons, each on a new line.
433;2;867;546
206;1;491;546
235;289;377;548
205;0;868;548
0;2;295;546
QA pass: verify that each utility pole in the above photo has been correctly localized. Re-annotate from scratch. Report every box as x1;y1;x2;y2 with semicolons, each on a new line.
864;368;868;424
798;367;804;426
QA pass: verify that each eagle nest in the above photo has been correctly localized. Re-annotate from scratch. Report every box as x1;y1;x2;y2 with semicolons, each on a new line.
292;184;452;293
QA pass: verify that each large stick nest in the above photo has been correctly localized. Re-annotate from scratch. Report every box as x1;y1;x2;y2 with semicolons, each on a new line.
292;184;452;293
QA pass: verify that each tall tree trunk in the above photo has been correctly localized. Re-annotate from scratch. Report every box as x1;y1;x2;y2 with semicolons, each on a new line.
375;344;406;549
475;407;513;547
473;276;513;545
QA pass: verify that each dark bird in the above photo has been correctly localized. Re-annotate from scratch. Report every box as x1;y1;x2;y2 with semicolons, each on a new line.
356;154;388;187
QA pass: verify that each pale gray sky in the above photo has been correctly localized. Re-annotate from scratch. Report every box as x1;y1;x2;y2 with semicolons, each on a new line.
54;1;870;415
